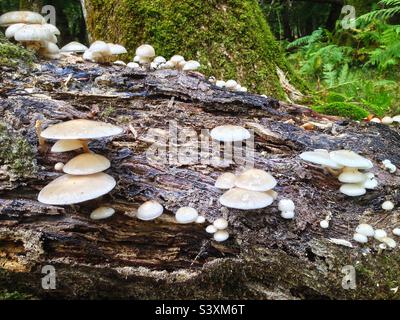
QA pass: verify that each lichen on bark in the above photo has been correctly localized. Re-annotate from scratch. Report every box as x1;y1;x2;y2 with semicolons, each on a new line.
83;0;304;98
0;32;35;67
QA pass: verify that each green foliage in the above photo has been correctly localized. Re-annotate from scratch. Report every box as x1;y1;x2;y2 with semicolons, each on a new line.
312;102;369;120
0;289;33;300
286;15;400;119
357;0;400;23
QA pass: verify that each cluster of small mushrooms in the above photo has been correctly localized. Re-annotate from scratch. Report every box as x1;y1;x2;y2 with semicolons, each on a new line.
37;120;122;221
367;115;400;125
209;77;248;92
353;223;398;250
0;11;61;58
300;149;378;197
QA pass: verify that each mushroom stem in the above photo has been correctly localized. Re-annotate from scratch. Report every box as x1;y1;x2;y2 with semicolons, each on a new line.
35;120;46;151
80;140;90;153
325;167;342;176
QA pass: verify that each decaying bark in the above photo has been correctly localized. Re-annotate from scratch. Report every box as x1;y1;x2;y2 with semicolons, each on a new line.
0;57;399;300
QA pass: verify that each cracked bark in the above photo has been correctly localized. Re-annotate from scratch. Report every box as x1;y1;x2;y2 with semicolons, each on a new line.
0;58;399;299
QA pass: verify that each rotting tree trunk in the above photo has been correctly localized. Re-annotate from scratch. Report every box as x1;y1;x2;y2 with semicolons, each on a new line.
0;57;400;300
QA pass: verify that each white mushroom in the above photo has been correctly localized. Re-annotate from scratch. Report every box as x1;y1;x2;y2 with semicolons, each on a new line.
213;218;228;230
214;172;236;190
205;225;218;234
90;207;115;220
353;233;368;244
60;41;88;53
235;169;277;192
210;125;250;142
356;224;375;237
213;230;229;242
382;200;394;211
136;200;164;221
175;207;198;224
339;183;366;197
51;139;83;153
219;188;274;210
63;153;111;175
0;11;45;26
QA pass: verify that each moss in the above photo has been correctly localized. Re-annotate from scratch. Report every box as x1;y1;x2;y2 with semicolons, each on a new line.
84;0;305;99
0;123;37;178
0;32;35;67
0;289;34;300
312;102;369;120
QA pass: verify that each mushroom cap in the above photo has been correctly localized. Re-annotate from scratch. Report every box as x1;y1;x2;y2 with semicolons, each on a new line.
392;228;400;236
339;183;366;197
213;230;229;242
153;56;166;64
381;237;396;248
63;153;111;175
5;23;25;38
338;167;366;183
374;229;387;240
225;79;238;90
41;119;123;140
392;115;400;123
356;224;375;237
54;162;64;171
83;50;94;61
89;40;111;55
278;199;295;212
281;211;295;219
170;55;185;65
90;206;115;220
113;60;126;66
60;41;88;53
14;24;54;42
38;172;116;205
330;150;373;169
214;172;236;189
363;174;378;189
382;200;394;211
215;80;226;88
136;200;164;221
381;116;393;124
135;44;155;58
42;23;60;35
210;125;250;142
299;150;343;169
108;43;127;55
235;169;277;192
175;207;198;224
127;62;140;68
213;218;228;230
51;139;83;152
219;187;273;210
195;215;206;224
320;220;329;229
182;60;200;71
0;11;45;26
205;225;217;233
353;233;368;243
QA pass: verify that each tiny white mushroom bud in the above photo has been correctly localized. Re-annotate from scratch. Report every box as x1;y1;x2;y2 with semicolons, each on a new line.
225;79;237;90
370;118;381;123
392;228;400;236
387;164;397;173
196;215;206;224
382;159;392;166
353;233;368;244
54;162;64;171
136;200;164;221
379;243;387;250
213;230;229;242
205;225;217;234
381;237;396;248
320;220;329;229
281;211;295;219
213;218;228;230
381;116;393;125
356;224;375;237
374;229;387;240
278;199;295;212
90;207;115;220
215;80;226;88
382;201;394;211
175;207;198;224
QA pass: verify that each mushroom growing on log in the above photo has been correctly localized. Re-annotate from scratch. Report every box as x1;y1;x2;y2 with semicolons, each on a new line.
0;58;400;300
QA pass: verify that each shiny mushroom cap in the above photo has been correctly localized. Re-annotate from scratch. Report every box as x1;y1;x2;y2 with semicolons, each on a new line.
38;172;116;205
170;55;185;66
41;119;123;140
210;125;250;142
299;150;343;169
60;41;88;53
175;207;199;224
136;200;164;221
5;23;25;38
338;167;366;183
219;188;273;210
14;24;55;43
339;183;367;197
51;139;83;153
182;60;200;71
90;207;115;220
214;172;236;189
330;150;373;170
108;43;127;55
135;44;155;60
0;11;45;26
63;153;111;175
235;169;277;192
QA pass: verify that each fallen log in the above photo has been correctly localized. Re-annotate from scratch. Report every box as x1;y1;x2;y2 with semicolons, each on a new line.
0;58;399;299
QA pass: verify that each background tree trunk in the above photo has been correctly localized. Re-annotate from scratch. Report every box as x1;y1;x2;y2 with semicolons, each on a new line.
0;56;399;299
81;0;304;99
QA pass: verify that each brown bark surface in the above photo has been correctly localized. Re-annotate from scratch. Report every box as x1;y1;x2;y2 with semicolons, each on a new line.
0;57;399;299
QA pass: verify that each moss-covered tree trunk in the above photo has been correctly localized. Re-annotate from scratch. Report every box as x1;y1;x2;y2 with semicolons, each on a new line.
82;0;303;99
